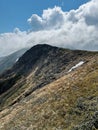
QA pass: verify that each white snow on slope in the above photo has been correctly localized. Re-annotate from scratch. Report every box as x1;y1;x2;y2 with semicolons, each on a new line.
68;61;84;72
15;58;19;63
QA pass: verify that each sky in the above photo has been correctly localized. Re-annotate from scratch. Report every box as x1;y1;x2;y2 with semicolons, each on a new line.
0;0;90;33
0;0;98;56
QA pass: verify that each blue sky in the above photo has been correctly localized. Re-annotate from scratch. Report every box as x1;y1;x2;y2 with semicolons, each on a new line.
0;0;98;56
0;0;90;33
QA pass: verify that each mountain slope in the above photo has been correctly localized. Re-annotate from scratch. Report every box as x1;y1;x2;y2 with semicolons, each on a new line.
0;44;94;107
0;57;4;62
1;55;98;130
0;44;98;130
0;48;29;74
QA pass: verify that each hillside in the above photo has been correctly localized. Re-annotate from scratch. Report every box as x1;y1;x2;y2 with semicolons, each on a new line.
0;44;98;130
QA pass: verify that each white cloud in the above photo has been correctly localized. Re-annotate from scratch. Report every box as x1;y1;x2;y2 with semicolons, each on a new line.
28;6;65;31
0;0;98;57
0;30;28;56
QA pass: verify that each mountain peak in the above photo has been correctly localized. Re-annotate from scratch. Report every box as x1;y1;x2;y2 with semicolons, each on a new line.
24;44;58;57
0;44;98;130
31;44;53;48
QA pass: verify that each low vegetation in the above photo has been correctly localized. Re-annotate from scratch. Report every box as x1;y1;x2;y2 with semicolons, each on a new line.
0;45;98;130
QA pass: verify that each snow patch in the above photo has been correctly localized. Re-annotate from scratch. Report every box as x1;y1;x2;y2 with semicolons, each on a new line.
15;58;19;63
68;61;84;72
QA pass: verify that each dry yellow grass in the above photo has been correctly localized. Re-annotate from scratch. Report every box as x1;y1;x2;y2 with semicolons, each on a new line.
0;55;98;130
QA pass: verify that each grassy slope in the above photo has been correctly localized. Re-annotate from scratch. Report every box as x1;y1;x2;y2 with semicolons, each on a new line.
0;54;98;130
0;49;94;111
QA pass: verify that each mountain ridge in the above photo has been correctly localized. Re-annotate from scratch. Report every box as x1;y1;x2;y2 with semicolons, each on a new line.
0;44;95;96
0;44;98;130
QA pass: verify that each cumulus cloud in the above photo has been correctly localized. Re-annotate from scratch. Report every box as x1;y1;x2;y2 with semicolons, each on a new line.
28;6;65;31
0;0;98;57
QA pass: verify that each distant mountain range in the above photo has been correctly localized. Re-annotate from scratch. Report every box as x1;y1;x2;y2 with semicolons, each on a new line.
0;48;29;74
0;44;98;130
